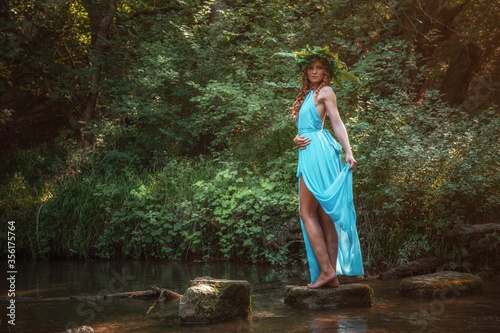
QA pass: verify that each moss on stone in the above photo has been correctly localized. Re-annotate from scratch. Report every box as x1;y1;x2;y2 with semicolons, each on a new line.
284;283;374;309
399;271;483;297
179;277;251;324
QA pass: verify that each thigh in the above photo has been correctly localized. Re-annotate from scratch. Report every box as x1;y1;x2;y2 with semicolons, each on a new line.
299;176;318;219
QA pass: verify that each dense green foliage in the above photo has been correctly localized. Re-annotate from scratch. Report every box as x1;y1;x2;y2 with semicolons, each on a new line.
1;0;499;274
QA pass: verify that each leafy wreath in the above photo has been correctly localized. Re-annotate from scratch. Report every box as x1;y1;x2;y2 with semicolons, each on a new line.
276;45;360;89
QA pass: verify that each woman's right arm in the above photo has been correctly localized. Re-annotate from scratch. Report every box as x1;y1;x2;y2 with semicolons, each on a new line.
294;135;311;149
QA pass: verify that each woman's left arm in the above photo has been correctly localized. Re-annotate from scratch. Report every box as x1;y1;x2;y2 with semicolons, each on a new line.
320;87;357;170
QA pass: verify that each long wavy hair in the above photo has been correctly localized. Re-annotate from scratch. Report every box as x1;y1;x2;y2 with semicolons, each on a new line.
291;57;332;120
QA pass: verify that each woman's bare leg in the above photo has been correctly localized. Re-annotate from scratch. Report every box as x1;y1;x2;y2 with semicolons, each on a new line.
299;176;336;289
317;204;340;287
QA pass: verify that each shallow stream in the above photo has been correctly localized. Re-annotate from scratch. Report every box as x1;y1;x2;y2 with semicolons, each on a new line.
1;260;499;332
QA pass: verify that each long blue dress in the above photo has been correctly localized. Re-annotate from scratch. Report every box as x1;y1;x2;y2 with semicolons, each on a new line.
296;89;364;283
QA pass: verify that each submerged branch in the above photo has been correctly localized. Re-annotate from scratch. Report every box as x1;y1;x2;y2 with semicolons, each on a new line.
0;286;181;303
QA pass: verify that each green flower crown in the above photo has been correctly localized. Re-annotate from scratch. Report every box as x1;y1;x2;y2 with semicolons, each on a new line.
276;45;361;89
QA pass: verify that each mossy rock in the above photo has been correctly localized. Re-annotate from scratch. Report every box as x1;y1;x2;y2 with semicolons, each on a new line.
399;271;484;297
284;284;374;309
179;277;251;324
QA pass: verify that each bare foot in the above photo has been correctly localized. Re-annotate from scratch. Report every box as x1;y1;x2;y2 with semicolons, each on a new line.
325;276;340;288
307;272;337;289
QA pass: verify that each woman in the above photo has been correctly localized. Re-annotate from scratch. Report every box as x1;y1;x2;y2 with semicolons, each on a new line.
291;46;364;289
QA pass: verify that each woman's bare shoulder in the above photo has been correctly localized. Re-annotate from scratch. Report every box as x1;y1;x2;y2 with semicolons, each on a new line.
318;85;336;99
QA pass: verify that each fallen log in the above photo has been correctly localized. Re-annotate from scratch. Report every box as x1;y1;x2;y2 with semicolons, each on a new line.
0;286;181;303
382;257;439;279
444;220;500;238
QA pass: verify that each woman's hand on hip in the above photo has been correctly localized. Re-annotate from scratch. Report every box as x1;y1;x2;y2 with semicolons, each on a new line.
346;154;357;170
294;135;311;149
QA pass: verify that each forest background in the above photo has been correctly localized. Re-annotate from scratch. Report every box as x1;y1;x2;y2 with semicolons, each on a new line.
1;0;499;275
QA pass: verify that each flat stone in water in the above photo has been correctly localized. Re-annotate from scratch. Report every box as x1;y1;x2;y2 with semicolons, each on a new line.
179;276;251;324
399;271;484;297
66;326;94;333
284;283;374;309
190;276;251;288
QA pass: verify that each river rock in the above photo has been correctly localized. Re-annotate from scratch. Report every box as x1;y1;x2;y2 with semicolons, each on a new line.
284;284;374;309
399;271;484;297
179;277;251;324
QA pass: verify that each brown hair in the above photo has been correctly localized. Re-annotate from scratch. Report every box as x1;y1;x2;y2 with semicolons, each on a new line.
291;57;332;120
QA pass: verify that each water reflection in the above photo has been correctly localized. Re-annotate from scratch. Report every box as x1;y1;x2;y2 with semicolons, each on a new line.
309;314;367;333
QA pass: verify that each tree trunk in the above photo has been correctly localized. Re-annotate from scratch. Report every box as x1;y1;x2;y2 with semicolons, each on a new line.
402;0;472;96
0;0;9;21
79;0;117;149
440;41;483;106
414;0;470;58
210;0;226;24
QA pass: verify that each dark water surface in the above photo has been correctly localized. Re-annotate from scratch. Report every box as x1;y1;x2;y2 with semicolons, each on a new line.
1;260;499;332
